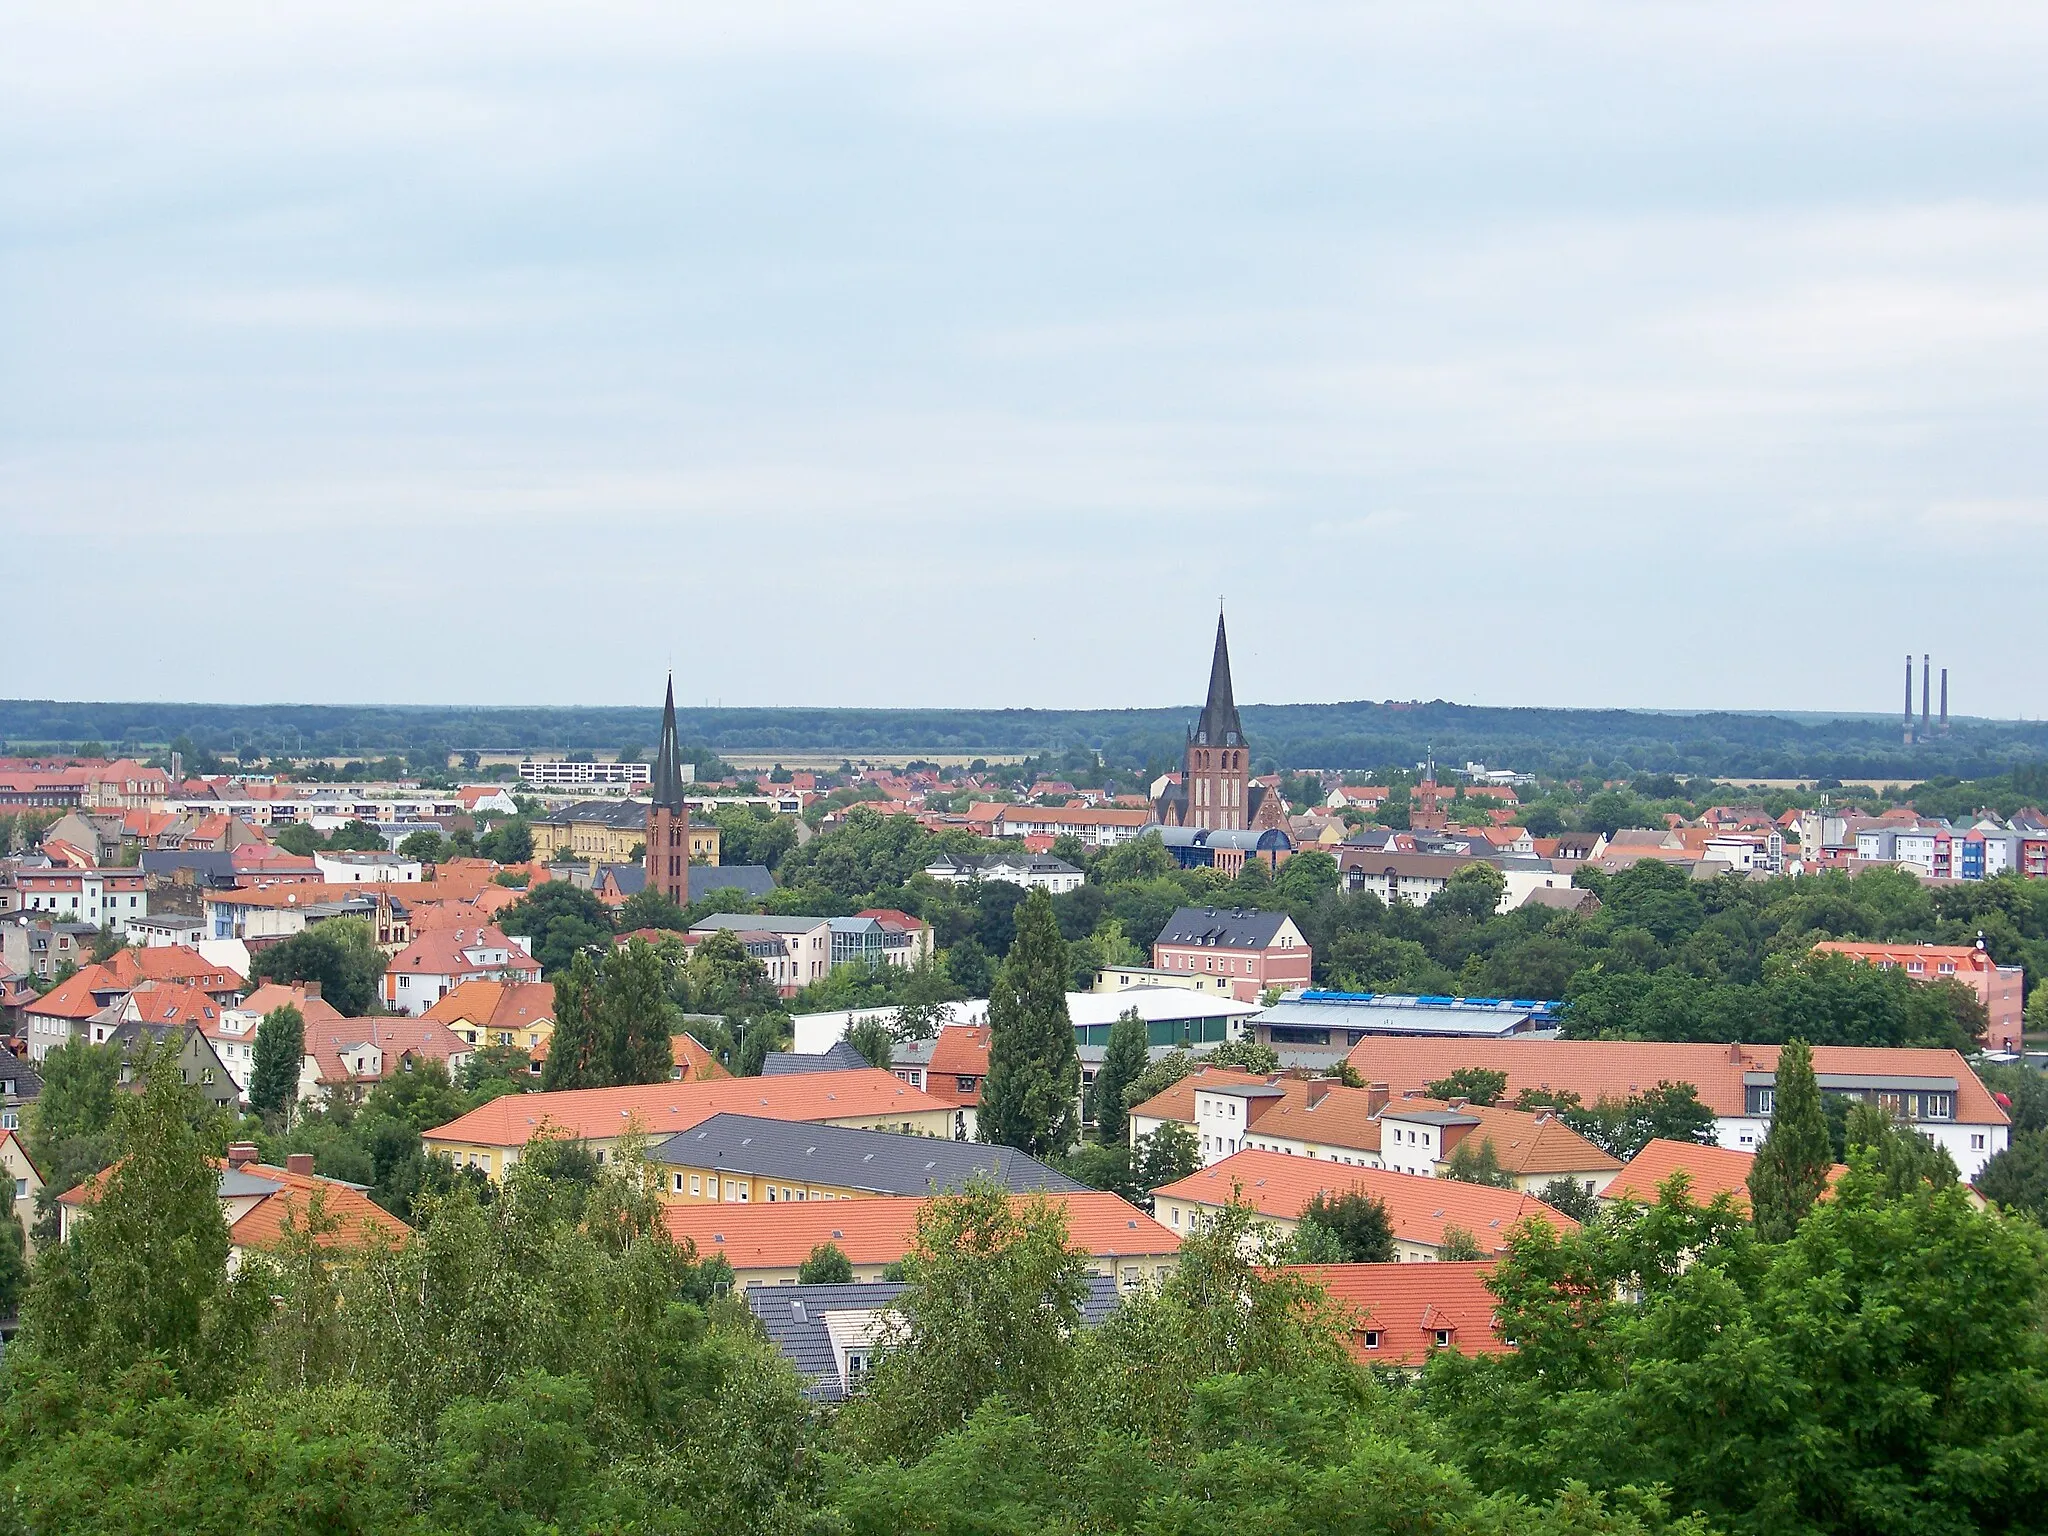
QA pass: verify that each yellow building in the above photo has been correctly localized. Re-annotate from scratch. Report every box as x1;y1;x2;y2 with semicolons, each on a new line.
420;1071;956;1178
421;979;557;1055
529;800;719;866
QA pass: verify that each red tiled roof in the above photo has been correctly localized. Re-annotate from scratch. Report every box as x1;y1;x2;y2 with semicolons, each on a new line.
1288;1260;1513;1366
1343;1038;2008;1127
102;945;245;995
661;1191;1177;1270
62;1158;406;1254
1151;1149;1577;1256
125;981;221;1030
24;966;116;1021
1603;1137;1846;1212
672;1033;730;1082
422;1068;951;1150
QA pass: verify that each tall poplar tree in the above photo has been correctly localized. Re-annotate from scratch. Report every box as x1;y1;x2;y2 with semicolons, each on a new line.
979;889;1080;1158
1748;1037;1833;1243
541;950;603;1091
248;1004;305;1127
1090;1007;1149;1147
598;938;676;1088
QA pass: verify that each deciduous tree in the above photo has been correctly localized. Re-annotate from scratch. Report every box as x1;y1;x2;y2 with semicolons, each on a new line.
979;889;1080;1158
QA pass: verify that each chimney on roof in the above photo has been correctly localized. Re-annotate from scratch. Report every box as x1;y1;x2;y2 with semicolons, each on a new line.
1305;1080;1333;1107
301;981;321;1000
1367;1082;1390;1116
226;1142;259;1167
286;1152;315;1176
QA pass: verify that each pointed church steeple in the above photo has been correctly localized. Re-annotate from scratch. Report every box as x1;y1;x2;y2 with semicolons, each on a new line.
651;673;686;810
1193;609;1245;748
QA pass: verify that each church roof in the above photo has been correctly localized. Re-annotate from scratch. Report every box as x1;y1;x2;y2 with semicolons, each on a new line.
1192;612;1245;749
651;674;688;810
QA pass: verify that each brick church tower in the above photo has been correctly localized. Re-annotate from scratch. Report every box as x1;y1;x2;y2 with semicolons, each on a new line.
1156;610;1280;833
645;675;691;907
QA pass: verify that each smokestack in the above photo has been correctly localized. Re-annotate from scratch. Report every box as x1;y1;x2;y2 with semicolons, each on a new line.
1905;654;1915;744
1922;655;1931;737
1940;669;1949;736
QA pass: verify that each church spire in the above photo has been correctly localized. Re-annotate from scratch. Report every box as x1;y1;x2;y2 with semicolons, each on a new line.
651;673;686;809
1194;609;1245;748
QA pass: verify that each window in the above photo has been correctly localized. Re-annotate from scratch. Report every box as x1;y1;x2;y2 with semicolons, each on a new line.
691;1175;702;1196
1433;1329;1452;1348
11;1179;24;1201
673;1173;685;1193
1972;1133;1986;1150
1361;1329;1381;1350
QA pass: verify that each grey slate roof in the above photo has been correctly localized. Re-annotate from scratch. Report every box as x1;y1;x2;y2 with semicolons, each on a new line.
691;865;776;901
650;1113;1085;1196
1154;907;1292;949
746;1274;1124;1402
691;912;828;937
543;800;652;830
760;1042;872;1076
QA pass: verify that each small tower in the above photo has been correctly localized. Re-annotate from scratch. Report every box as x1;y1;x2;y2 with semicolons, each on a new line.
645;675;691;907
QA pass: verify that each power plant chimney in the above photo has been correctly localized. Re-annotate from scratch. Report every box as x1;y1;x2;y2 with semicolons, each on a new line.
1904;654;1916;744
1940;668;1950;736
1922;654;1931;738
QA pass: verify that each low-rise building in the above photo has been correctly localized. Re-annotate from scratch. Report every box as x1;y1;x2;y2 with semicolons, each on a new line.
382;924;540;1015
1343;1036;2011;1182
664;1191;1179;1289
1288;1261;1515;1370
421;1068;957;1177
1601;1137;1845;1212
1249;992;1563;1055
421;978;558;1057
923;852;1085;893
689;913;833;995
520;759;656;790
1810;938;2024;1053
650;1113;1081;1204
1151;1148;1577;1261
528;800;719;867
312;851;423;884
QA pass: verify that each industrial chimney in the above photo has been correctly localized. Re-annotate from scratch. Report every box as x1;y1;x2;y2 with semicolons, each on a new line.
1940;668;1950;736
1904;654;1916;744
1922;655;1932;739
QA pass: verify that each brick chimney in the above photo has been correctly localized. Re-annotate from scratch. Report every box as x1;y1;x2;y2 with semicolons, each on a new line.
1367;1082;1390;1116
1305;1080;1333;1108
301;981;321;1000
226;1142;259;1167
286;1153;315;1177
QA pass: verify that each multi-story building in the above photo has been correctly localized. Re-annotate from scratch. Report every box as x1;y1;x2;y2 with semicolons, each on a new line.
529;799;719;867
1811;939;2025;1052
519;759;656;789
689;913;834;995
922;852;1085;893
12;866;149;932
1150;907;1312;1003
381;923;540;1015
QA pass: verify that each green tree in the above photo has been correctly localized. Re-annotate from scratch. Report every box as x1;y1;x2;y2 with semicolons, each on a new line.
839;1177;1088;1461
1437;1225;1485;1261
398;828;446;863
325;819;388;852
21;1043;261;1398
1089;1007;1149;1146
250;917;385;1016
1296;1187;1395;1262
541;951;603;1092
1426;1066;1509;1106
1537;1176;1601;1222
248;1003;305;1127
1748;1038;1833;1243
979;889;1080;1158
1132;1121;1200;1191
846;1017;895;1071
1442;1137;1516;1187
597;938;675;1088
798;1242;854;1285
1978;1130;2048;1221
500;880;615;975
24;1038;123;1239
478;816;535;864
0;1184;28;1316
617;885;690;934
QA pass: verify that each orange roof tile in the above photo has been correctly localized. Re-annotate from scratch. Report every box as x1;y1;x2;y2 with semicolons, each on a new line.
1151;1149;1577;1256
1603;1137;1847;1212
422;1068;952;1150
661;1191;1177;1270
1288;1260;1513;1366
672;1033;730;1082
24;966;117;1021
224;1162;410;1254
102;945;245;995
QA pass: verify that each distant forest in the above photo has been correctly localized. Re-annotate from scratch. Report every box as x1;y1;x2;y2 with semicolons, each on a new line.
6;696;2048;781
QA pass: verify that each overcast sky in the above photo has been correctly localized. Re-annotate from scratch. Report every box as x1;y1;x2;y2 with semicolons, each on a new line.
4;3;2044;716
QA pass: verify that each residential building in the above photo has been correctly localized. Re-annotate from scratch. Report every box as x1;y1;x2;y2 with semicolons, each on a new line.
649;1113;1083;1204
11;866;149;931
1811;938;2025;1052
1128;1068;1620;1193
663;1191;1179;1289
1150;1149;1577;1261
689;913;833;994
761;1042;874;1076
1601;1137;1837;1212
1150;907;1313;1003
747;1276;1125;1401
1287;1261;1514;1370
856;908;934;968
127;912;208;947
0;1127;44;1252
1341;1036;2010;1181
0;1046;41;1137
382;923;540;1015
981;803;1154;847
519;759;656;789
1335;849;1478;906
96;944;245;1004
421;1068;958;1176
104;1016;241;1113
919;1024;989;1141
62;1144;406;1268
1152;611;1286;834
421;978;558;1056
1090;963;1244;998
312;851;423;884
669;1033;728;1083
923;852;1085;893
